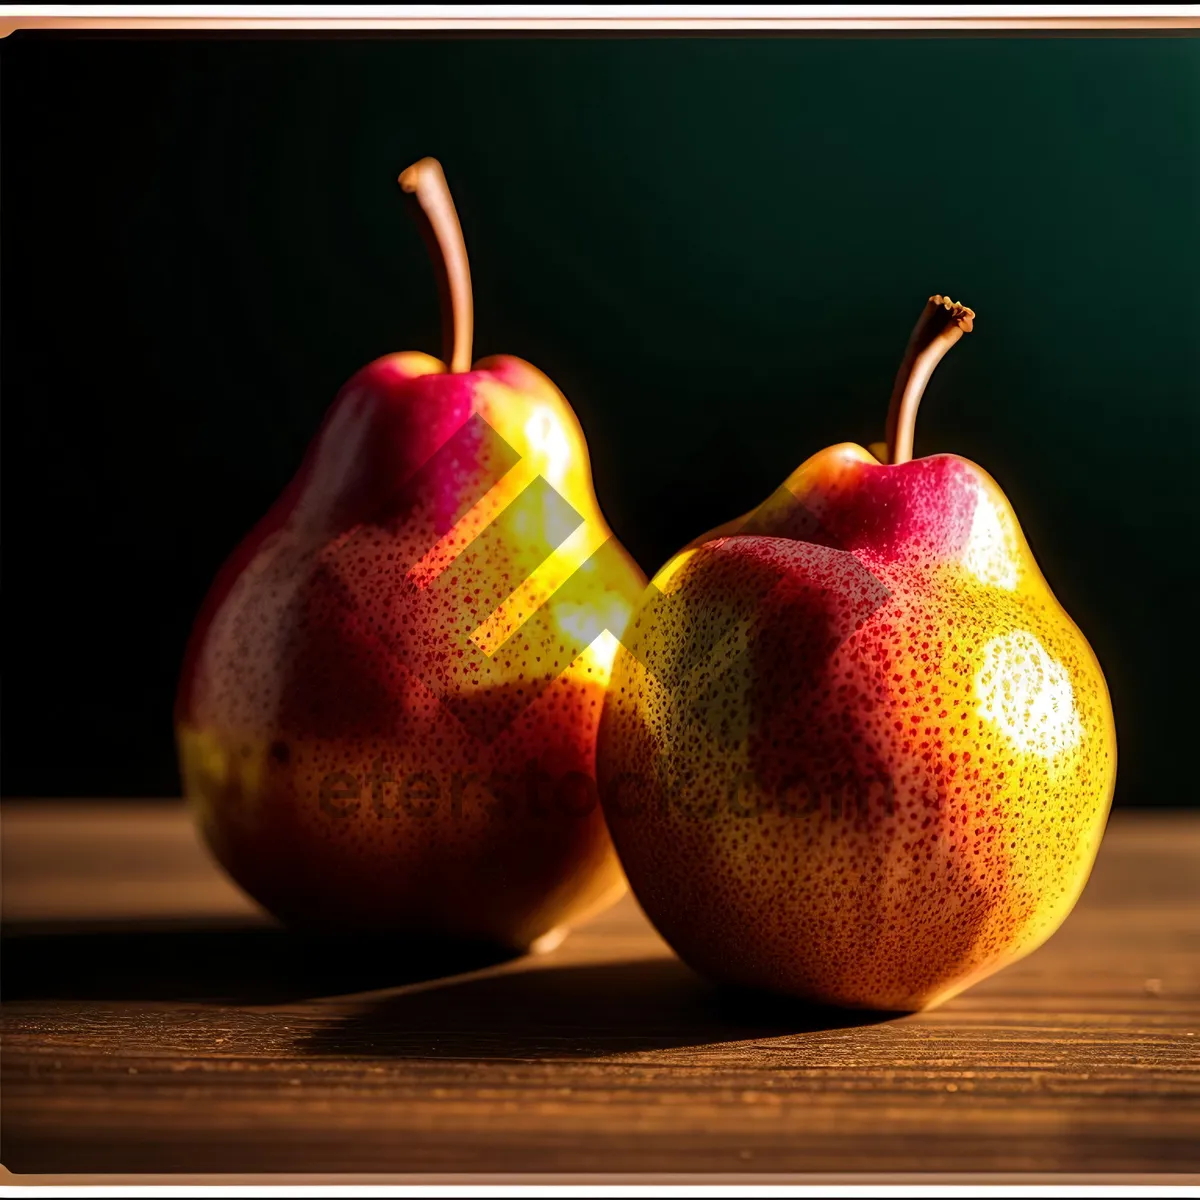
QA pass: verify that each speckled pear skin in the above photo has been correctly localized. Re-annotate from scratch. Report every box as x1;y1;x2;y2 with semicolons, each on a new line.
596;442;1116;1011
178;351;643;947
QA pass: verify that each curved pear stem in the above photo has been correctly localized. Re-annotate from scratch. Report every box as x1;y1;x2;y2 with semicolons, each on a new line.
884;295;975;465
399;157;474;374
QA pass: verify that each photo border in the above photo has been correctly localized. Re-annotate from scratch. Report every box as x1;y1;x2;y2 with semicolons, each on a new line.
2;5;1196;1193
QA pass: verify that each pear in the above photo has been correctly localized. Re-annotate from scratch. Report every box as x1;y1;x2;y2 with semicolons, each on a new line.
596;297;1116;1010
178;159;645;949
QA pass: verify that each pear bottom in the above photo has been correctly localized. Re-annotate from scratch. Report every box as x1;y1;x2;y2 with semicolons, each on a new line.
178;677;627;950
597;532;1116;1013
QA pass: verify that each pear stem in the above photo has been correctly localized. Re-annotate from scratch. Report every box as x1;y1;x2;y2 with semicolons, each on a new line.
399;157;474;374
884;295;975;465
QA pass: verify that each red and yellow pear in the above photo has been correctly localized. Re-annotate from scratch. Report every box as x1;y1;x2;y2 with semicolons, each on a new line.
596;297;1117;1011
178;159;645;949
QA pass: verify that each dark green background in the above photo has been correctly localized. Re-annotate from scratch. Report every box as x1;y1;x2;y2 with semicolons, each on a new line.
3;34;1197;804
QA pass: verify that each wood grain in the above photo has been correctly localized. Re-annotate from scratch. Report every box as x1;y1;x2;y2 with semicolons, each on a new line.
1;802;1197;1179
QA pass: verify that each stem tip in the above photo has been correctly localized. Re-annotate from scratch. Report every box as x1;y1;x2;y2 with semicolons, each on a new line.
399;157;474;374
883;294;976;465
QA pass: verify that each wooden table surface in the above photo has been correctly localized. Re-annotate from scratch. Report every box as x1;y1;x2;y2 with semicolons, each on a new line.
1;801;1197;1183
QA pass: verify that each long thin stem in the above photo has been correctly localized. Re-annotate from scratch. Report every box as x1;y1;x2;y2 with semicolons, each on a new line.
884;295;975;465
399;157;474;374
